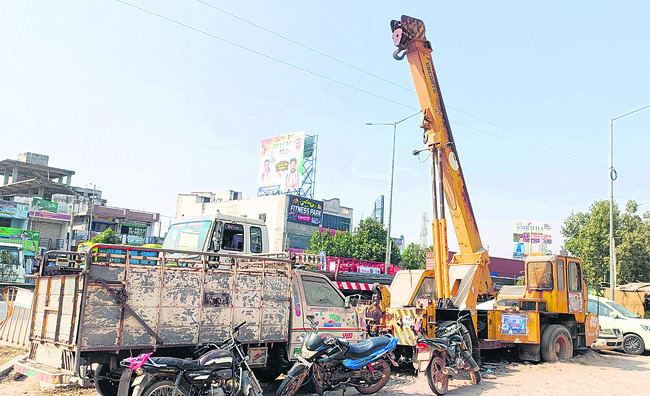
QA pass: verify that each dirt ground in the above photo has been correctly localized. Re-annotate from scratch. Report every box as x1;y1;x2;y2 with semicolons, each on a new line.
1;349;649;396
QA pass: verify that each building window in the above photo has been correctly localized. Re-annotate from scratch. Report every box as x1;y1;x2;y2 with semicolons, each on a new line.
286;234;311;251
322;214;351;232
258;213;267;222
250;226;263;253
0;218;11;227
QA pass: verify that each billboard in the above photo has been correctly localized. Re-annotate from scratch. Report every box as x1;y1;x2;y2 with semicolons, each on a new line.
0;200;29;219
0;227;40;254
287;195;323;226
258;131;305;195
513;222;552;259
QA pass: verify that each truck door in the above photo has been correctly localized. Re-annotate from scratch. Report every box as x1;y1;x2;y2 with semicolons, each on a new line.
295;273;363;343
555;257;567;313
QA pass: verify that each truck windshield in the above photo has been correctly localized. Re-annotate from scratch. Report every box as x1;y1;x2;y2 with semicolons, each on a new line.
527;261;554;290
0;246;23;282
162;221;212;251
389;270;425;306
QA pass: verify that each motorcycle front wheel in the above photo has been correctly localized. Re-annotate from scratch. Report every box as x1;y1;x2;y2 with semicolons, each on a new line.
141;379;188;396
354;359;391;394
426;356;449;395
468;369;481;384
276;363;310;396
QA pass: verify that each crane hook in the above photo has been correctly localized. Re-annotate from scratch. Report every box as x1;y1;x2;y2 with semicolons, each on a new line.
393;48;406;61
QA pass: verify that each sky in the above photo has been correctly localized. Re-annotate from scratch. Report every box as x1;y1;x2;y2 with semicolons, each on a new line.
1;1;649;258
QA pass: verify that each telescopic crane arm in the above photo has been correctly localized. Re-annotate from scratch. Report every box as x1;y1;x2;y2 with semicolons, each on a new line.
391;16;494;310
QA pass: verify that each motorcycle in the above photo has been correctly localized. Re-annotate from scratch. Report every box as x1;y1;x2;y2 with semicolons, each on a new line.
277;315;397;396
118;321;263;396
416;313;481;395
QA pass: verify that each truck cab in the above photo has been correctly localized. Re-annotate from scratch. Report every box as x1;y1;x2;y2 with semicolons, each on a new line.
0;243;25;283
162;214;269;255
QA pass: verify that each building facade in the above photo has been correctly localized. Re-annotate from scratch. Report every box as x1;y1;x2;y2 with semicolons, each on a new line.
1;152;161;251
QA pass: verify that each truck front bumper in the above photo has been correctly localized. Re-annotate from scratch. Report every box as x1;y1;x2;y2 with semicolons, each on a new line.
14;359;69;384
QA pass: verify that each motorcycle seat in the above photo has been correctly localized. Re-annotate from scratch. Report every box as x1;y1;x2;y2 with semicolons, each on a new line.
151;357;201;370
345;335;393;359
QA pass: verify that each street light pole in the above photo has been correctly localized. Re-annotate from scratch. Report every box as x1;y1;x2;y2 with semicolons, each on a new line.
366;111;420;273
609;104;650;300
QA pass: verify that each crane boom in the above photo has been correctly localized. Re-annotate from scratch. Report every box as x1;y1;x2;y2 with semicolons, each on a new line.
391;16;493;309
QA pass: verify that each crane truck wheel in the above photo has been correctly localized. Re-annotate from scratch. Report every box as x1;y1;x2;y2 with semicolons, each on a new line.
540;324;573;362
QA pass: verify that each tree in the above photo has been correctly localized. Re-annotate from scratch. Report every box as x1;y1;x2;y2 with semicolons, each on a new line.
401;243;431;270
90;227;121;245
617;202;650;284
307;218;401;264
561;199;650;288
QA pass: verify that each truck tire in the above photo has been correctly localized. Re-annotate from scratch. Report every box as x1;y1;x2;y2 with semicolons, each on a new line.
94;364;118;396
622;333;645;355
541;324;573;362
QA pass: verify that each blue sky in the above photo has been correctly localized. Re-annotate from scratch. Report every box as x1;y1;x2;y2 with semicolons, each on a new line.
1;1;649;258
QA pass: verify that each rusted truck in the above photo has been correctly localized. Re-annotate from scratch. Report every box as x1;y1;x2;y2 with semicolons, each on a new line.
14;244;367;395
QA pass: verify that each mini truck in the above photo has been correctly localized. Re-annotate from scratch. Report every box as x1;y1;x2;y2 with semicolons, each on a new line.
14;243;367;395
371;15;599;369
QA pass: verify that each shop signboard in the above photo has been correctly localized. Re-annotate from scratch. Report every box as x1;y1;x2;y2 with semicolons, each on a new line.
0;227;40;254
0;200;29;219
258;131;305;195
287;195;323;226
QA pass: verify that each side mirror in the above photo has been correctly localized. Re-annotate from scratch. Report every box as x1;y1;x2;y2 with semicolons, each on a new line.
608;312;618;318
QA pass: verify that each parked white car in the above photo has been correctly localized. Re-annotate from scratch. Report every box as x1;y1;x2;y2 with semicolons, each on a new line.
591;325;623;351
587;295;650;355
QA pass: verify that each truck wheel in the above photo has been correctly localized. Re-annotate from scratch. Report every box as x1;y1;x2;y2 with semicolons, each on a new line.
94;364;119;396
622;333;645;355
541;324;573;362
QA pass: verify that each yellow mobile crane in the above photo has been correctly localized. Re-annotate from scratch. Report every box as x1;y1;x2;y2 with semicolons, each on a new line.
366;15;598;368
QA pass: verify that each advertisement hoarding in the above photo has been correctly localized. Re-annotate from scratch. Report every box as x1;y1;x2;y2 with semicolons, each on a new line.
258;131;305;195
513;222;552;258
287;195;323;226
0;200;29;219
0;227;40;254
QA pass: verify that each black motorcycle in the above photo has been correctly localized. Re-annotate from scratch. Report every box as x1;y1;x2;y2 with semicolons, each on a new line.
416;313;481;395
118;322;263;396
277;315;397;396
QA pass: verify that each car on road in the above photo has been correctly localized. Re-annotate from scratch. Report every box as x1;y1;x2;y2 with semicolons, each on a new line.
587;295;650;355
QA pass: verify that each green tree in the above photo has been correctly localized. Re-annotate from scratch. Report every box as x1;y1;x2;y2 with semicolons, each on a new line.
401;243;431;270
561;199;650;287
307;218;401;264
617;201;650;284
90;227;121;245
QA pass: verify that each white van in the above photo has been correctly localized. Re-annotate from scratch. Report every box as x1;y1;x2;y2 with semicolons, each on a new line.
587;294;650;354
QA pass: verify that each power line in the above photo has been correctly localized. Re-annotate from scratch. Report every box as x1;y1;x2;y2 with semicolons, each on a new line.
194;0;602;169
117;0;650;199
114;0;414;109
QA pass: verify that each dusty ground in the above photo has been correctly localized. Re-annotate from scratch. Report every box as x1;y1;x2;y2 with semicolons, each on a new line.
1;349;648;395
